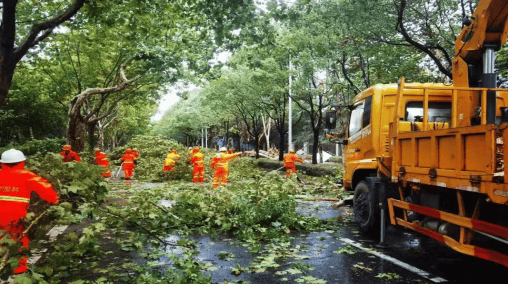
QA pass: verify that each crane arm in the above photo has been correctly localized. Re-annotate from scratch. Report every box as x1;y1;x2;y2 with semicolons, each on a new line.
456;0;508;61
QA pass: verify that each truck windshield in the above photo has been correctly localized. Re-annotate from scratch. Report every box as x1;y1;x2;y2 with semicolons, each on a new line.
349;103;364;136
405;101;451;123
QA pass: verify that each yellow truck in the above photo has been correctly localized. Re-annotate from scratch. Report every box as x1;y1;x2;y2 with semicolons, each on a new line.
342;0;508;266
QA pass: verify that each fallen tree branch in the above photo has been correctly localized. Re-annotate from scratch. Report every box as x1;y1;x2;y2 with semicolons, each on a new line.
0;250;9;273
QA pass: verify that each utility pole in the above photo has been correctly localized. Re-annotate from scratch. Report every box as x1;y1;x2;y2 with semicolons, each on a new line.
201;128;204;147
288;58;293;151
205;127;208;148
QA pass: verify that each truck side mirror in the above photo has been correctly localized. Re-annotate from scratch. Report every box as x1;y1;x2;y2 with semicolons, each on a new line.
342;139;348;145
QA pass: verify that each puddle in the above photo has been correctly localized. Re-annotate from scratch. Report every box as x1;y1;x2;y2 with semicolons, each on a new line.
296;200;345;219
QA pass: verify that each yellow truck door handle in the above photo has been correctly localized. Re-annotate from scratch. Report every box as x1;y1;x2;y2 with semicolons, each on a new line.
355;149;361;152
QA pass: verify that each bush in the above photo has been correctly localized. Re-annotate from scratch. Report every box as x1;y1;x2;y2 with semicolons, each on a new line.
0;138;66;157
329;156;342;163
166;171;323;241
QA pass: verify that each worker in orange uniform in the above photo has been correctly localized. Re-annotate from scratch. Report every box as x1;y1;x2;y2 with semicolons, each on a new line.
60;144;81;162
0;149;59;274
190;147;205;183
283;149;303;178
210;147;242;189
94;148;111;178
163;150;181;178
121;148;136;180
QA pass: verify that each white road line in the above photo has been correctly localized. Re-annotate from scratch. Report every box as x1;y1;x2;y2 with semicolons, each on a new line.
340;238;447;283
5;225;68;283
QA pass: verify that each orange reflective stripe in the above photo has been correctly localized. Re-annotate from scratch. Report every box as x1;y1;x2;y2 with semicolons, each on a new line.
0;196;30;203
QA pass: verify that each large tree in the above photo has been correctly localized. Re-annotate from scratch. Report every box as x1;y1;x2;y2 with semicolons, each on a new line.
0;0;89;108
1;0;257;150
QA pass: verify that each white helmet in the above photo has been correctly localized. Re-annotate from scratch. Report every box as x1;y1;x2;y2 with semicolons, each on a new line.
0;149;26;163
188;147;192;150
219;147;227;152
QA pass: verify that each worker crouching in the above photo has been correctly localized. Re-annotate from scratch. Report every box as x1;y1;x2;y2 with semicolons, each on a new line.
210;147;241;188
190;147;205;183
121;148;136;180
60;144;81;162
283;149;303;178
0;149;59;274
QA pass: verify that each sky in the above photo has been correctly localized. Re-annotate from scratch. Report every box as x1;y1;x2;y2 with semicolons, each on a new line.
150;51;231;122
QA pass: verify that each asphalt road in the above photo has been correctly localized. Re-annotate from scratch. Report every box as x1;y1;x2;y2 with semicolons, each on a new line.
159;197;506;284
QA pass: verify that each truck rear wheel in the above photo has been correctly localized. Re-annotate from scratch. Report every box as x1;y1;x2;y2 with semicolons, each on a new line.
353;180;379;235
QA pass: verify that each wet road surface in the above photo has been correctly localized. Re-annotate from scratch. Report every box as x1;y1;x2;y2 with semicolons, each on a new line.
157;197;506;283
59;179;506;283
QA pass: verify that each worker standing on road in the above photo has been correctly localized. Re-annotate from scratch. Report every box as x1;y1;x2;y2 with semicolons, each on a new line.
283;149;303;178
60;145;81;162
190;147;205;183
94;148;111;178
163;149;181;178
210;147;242;189
121;148;136;180
0;149;59;274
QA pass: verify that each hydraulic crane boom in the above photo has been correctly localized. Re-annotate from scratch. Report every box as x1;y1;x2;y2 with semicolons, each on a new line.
455;0;508;62
453;0;508;124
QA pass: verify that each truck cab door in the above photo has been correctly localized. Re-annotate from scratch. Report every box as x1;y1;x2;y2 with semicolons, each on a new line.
343;97;373;188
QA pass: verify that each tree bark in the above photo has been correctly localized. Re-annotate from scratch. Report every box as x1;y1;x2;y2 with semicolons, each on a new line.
66;63;139;152
312;129;319;164
87;121;97;153
278;129;285;161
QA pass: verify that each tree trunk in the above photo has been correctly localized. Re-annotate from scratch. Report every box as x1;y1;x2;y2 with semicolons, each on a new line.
255;133;260;159
87;121;97;153
67;116;79;150
97;121;105;150
312;130;319;164
0;69;15;108
278;128;285;161
225;121;229;148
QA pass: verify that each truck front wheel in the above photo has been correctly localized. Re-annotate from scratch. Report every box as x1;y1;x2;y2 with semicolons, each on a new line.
353;180;379;235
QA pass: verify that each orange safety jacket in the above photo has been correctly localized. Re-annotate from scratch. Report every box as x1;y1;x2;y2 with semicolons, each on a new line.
0;164;59;226
60;150;81;162
95;152;108;166
283;153;303;168
190;151;205;168
164;152;181;167
122;153;137;163
210;152;241;171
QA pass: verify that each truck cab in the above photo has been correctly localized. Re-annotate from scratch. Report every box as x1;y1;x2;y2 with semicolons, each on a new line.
343;83;452;191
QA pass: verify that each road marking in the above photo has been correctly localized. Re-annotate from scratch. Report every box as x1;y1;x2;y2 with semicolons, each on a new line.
340;238;447;283
6;225;68;283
